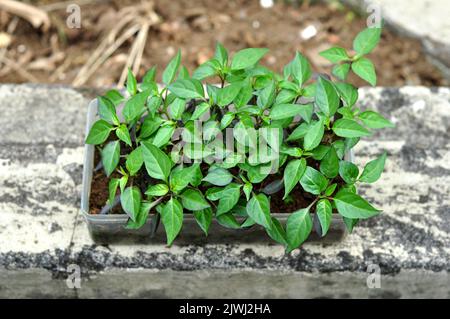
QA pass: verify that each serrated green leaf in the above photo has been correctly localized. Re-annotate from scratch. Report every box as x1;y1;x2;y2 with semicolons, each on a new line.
284;52;311;86
359;152;386;183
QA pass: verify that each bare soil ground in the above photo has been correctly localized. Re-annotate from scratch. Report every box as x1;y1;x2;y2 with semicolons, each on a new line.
0;0;446;88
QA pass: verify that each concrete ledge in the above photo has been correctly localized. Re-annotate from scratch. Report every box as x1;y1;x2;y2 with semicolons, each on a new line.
0;84;449;298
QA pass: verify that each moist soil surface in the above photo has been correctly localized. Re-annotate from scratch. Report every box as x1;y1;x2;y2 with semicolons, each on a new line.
1;0;447;87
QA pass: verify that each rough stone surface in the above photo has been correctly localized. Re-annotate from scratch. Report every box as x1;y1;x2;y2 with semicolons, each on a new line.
342;0;450;80
0;84;449;298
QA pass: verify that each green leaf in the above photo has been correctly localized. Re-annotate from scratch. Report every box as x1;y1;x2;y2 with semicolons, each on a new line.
320;147;339;178
141;141;173;181
162;50;181;85
319;47;349;63
216;213;241;229
142;66;156;83
339;160;359;184
283;158;307;199
194;208;213;236
286;208;312;251
332;119;371;138
116;124;132;146
303;119;324;151
246;193;272;229
180;189;210;211
152;125;175;148
169;164;202;193
178;65;189;79
353;27;381;55
352;57;376;86
287;122;309;141
145;184;169;197
216;184;241;216
324;183;337;196
123;90;150;123
147;96;162;116
234;81;253;108
98;96;119;125
220;112;235;129
104;89;124;106
101;140;120;176
85;120;113;145
334;82;358;107
202;167;233;186
332;63;350;80
243;182;252;201
108;178;119;205
139;116;163;139
125;146;143;176
217;82;242;107
315;77;339;117
160;197;183;245
334;190;380;219
266;217;287;245
231;48;268;70
126;69;137;95
168;98;186;120
270;103;311;120
300;166;328;195
189;102;209;121
119;175;128;192
316;199;332;237
120;186;141;221
192;62;216;80
125;201;153;229
284;52;311;86
214;42;228;66
358;111;394;129
168;79;204;99
343;217;359;233
359;152;387;183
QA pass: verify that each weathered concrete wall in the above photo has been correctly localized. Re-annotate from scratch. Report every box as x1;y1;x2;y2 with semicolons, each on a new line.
0;84;449;298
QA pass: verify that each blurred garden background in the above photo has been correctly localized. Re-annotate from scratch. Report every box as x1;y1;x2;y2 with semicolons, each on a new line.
0;0;448;88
